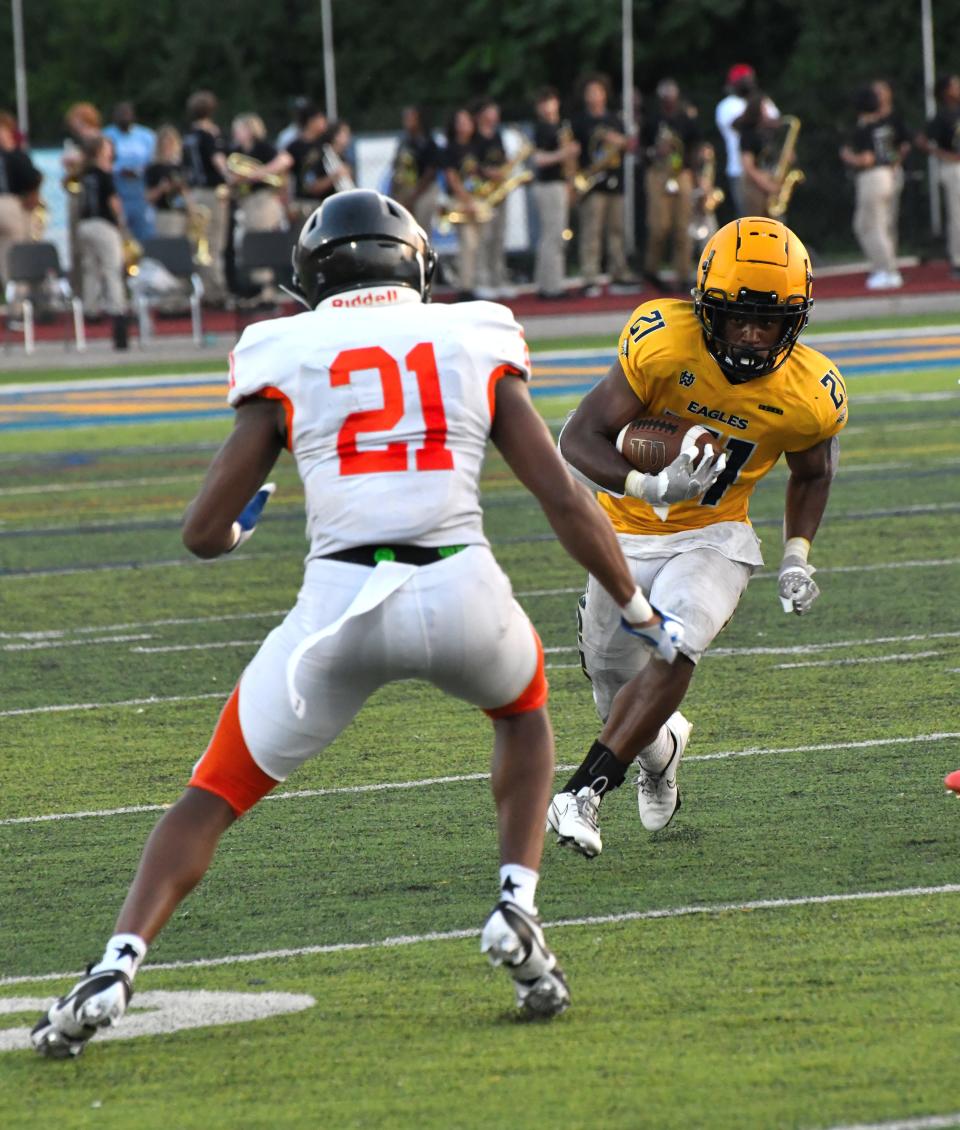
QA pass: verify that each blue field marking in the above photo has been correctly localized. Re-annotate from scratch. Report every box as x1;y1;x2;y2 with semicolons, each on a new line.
2;328;959;431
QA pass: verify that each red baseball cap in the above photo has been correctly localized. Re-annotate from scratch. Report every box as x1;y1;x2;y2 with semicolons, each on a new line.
727;63;755;85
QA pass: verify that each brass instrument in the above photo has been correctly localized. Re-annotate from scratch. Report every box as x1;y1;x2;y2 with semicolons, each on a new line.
322;144;356;192
573;137;622;199
438;141;534;229
767;115;805;218
226;152;285;189
186;202;213;266
122;232;143;276
689;145;725;245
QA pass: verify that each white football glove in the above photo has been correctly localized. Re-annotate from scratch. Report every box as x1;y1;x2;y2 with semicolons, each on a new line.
778;554;820;615
620;605;685;664
625;443;727;506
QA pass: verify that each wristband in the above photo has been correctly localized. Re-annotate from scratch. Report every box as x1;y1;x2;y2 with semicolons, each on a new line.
782;536;811;564
621;587;654;624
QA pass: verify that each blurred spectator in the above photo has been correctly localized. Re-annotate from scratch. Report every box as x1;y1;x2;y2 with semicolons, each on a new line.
268;103;328;229
389;105;441;235
77;136;129;348
734;91;782;218
920;74;960;277
530;86;578;299
181;90;229;305
145;125;188;238
103;101;156;242
276;95;316;152
840;80;911;289
442;106;483;299
641;78;700;290
472;99;510;298
715;64;779;216
572;74;636;296
0;110;42;290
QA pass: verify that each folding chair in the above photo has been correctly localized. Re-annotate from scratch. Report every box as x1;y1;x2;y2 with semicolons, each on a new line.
4;241;85;355
135;236;205;347
233;229;297;331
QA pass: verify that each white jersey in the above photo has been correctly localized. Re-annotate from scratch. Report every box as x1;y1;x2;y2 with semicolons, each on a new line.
227;286;530;559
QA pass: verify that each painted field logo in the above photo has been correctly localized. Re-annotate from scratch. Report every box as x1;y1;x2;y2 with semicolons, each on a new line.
0;991;315;1053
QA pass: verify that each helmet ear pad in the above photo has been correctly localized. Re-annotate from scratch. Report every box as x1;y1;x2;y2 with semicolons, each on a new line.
290;189;437;308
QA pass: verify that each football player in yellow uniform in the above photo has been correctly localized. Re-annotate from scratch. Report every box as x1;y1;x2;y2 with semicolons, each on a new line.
547;216;848;857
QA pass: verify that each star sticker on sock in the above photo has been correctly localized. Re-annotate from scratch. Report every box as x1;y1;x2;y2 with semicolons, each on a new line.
115;942;140;961
501;875;519;895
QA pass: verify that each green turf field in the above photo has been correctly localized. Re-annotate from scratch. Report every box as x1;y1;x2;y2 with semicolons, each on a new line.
1;328;959;1129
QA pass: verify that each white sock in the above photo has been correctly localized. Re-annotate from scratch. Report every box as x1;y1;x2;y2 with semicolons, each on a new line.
91;933;148;979
499;864;539;914
638;725;675;774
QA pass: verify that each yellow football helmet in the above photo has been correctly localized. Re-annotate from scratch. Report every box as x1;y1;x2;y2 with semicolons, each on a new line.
693;216;813;383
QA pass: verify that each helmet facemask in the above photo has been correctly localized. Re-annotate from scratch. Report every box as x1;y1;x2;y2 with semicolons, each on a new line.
697;283;810;384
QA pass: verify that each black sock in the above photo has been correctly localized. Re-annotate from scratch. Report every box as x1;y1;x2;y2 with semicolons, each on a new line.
562;740;628;798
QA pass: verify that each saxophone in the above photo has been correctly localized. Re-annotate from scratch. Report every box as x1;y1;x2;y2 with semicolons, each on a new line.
573;132;622;199
439;140;533;227
689;144;725;244
767;115;805;218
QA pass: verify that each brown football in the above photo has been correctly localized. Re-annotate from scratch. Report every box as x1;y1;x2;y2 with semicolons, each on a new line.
615;416;715;474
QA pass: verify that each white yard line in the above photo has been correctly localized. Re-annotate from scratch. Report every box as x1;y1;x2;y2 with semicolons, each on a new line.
0;608;287;641
0;692;225;718
5;474;198;497
2;634;152;652
774;651;941;670
818;1114;960;1130
2;881;958;988
1;732;955;828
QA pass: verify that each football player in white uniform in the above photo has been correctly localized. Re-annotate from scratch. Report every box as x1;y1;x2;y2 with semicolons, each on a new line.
33;189;683;1057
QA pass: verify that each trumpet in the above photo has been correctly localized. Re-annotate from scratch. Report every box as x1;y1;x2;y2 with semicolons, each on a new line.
767;115;805;218
322;145;356;192
226;152;285;189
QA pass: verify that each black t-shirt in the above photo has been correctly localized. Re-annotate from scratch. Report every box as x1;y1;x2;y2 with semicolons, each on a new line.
849;113;910;166
79;167;118;224
144;161;185;211
391;133;440;192
927;106;960;155
533;120;564;183
473;130;507;174
442;140;481;190
285;137;328;200
738;125;779;170
230;139;278;194
641;109;701;171
572;111;624;193
182;126;226;188
0;147;42;197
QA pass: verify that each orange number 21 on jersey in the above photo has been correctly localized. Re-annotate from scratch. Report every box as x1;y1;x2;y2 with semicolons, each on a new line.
330;342;455;476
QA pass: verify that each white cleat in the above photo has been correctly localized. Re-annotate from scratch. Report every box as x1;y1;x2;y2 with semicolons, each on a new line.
31;968;132;1059
546;787;603;858
480;901;570;1019
637;711;692;831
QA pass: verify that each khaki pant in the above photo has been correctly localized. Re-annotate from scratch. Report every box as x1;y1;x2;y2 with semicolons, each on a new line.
476;202;508;293
941;160;960;268
532;181;569;294
154;209;188;239
853;166;899;274
644;168;694;281
455;218;481;292
191;186;229;303
578;190;628;284
0;194;29;288
77;218;126;315
740;174;771;219
410;182;440;236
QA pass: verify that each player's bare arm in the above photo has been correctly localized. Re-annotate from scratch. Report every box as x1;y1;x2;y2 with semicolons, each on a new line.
556;359;644;491
182;397;286;558
784;435;839;542
491;374;637;610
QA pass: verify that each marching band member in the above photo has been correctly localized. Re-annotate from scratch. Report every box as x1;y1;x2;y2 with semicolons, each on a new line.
181;90;230;305
531;86;578;300
389;105;441;236
0;112;41;290
145;125;189;238
472;98;510;299
76;136;129;349
441;106;483;300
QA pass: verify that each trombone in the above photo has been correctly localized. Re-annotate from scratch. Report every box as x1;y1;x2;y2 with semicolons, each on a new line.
225;152;285;190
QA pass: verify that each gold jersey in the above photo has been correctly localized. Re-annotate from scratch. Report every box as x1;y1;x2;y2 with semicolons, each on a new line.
601;299;848;536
